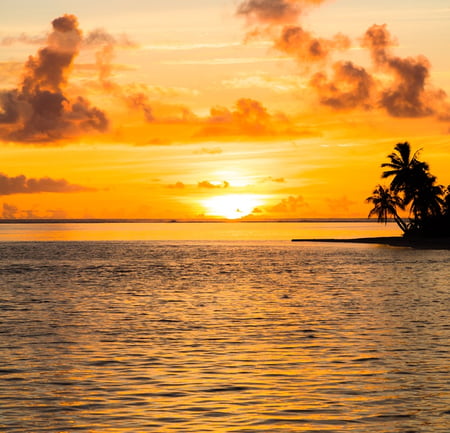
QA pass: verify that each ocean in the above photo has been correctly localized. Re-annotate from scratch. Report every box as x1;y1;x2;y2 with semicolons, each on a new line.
0;222;449;432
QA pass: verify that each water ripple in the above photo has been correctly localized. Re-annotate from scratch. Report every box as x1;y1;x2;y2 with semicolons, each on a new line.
0;241;449;432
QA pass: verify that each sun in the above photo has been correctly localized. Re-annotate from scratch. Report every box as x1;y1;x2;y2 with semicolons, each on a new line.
202;194;263;219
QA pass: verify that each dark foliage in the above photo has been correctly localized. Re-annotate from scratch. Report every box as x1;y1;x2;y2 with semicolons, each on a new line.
368;142;450;237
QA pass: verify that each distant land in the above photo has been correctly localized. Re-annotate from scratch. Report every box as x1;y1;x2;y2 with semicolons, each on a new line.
292;237;450;250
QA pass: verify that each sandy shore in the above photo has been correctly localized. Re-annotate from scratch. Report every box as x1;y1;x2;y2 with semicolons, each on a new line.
291;236;450;249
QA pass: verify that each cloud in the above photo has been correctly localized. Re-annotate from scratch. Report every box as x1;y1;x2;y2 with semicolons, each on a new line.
0;173;93;195
308;24;450;118
237;0;302;25
274;26;350;63
80;30;200;127
236;0;450;123
198;180;230;189
0;33;46;46
167;181;186;189
269;195;309;214
2;203;18;219
0;14;108;143
1;202;68;219
237;0;326;25
83;28;137;50
197;97;300;138
82;28;137;86
360;23;397;64
310;61;375;110
361;24;446;118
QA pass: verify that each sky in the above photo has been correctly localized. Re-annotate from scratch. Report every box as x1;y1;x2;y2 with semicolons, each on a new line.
1;0;450;220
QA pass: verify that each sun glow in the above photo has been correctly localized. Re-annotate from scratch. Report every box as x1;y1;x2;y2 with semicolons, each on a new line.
203;194;264;219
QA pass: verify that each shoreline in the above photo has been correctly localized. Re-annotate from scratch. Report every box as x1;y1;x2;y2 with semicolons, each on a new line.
291;236;450;250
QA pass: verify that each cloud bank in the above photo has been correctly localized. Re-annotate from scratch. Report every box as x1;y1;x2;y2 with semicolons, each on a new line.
236;0;450;121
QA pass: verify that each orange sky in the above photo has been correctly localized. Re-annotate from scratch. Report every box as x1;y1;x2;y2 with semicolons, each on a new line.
1;0;449;219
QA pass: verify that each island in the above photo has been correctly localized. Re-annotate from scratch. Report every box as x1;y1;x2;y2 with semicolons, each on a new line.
294;142;450;249
291;236;450;249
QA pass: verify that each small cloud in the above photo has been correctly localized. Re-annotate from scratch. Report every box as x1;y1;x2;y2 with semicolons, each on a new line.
198;97;299;139
198;180;230;189
269;195;309;214
0;173;94;195
82;28;137;50
310;61;374;110
2;203;18;219
167;181;185;189
0;33;46;46
236;0;304;26
274;26;350;63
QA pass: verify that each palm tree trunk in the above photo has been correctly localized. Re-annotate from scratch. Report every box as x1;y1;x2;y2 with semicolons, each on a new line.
392;212;407;233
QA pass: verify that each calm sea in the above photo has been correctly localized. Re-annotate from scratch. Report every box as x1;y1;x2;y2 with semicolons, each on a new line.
0;222;449;432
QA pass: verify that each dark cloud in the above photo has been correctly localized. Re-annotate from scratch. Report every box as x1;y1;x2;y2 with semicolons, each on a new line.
236;0;450;122
237;0;302;25
237;0;326;25
380;56;437;118
0;14;108;143
0;173;93;195
361;24;444;118
2;203;18;219
310;61;374;110
274;26;350;63
360;23;397;64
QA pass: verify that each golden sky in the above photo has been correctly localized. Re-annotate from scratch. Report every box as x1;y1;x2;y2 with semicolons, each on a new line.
1;0;449;219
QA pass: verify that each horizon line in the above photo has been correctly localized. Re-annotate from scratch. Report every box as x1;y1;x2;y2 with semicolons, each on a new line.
0;217;382;224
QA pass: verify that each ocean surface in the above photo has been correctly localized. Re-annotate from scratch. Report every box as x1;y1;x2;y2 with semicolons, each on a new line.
0;222;449;432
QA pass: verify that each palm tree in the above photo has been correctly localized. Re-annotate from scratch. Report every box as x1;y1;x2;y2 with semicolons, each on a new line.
444;186;450;217
380;141;445;230
366;184;408;232
409;175;444;227
381;141;429;203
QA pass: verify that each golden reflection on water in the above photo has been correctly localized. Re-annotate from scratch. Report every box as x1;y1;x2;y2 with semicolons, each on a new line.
0;221;400;241
1;238;448;432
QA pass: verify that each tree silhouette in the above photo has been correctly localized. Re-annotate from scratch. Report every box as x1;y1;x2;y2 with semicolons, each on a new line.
366;184;407;232
381;142;429;204
369;142;448;237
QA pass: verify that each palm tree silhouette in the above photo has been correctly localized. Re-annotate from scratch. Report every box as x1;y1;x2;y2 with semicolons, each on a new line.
409;174;444;229
381;141;429;204
366;185;407;232
370;141;447;236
